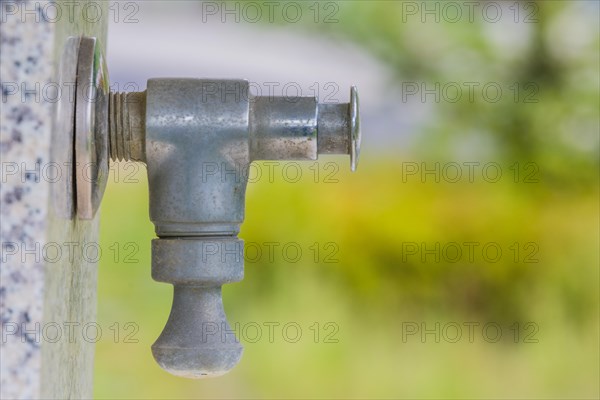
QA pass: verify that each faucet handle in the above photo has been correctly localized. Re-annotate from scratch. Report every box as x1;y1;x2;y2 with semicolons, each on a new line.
151;238;244;378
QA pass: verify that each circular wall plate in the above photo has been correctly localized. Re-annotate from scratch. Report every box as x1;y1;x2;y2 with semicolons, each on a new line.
75;37;109;220
51;36;79;219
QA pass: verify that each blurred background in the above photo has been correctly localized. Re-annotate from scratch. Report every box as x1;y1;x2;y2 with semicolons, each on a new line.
95;1;599;398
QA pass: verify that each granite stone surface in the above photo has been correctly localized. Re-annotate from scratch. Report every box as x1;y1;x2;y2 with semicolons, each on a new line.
1;1;108;398
1;2;55;398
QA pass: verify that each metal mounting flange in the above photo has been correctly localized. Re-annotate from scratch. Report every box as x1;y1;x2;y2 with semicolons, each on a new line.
75;36;110;220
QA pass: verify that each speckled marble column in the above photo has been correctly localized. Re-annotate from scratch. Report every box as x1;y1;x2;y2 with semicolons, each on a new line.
1;1;107;398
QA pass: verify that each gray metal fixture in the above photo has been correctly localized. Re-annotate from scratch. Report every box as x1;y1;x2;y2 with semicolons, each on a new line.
75;37;361;378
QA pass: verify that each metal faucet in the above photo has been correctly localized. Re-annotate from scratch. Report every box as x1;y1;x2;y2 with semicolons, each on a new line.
106;78;360;378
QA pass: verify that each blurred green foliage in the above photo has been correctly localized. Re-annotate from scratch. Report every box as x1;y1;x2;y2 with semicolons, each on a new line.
260;0;599;182
94;1;598;398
